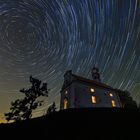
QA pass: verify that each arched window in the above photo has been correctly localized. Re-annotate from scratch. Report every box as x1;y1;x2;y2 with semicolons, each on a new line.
112;100;116;107
64;98;68;109
92;96;96;103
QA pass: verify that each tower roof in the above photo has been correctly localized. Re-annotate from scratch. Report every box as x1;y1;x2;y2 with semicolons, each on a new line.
72;74;114;91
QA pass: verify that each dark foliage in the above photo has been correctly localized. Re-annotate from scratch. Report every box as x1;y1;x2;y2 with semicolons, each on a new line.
5;76;48;122
47;102;57;114
117;90;137;108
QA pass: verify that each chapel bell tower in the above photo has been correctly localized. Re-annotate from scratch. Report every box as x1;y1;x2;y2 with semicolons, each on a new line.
91;66;101;82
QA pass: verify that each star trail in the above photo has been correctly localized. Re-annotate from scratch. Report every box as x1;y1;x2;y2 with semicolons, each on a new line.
0;0;140;122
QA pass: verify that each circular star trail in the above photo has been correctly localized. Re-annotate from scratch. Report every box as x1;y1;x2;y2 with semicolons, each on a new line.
0;0;140;119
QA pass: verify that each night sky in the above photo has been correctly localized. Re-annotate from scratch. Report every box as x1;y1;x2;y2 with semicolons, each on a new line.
0;0;140;123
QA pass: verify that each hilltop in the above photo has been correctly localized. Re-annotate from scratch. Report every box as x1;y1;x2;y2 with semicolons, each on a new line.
0;108;139;138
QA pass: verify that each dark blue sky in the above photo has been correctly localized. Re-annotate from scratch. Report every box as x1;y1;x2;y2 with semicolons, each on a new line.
0;0;140;122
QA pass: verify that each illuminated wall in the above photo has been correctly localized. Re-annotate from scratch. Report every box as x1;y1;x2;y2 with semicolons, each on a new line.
60;71;122;109
60;82;122;109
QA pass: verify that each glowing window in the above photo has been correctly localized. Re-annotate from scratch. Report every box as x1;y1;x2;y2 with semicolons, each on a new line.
109;93;113;97
112;100;116;107
64;98;68;109
92;96;96;103
65;91;68;95
90;88;95;93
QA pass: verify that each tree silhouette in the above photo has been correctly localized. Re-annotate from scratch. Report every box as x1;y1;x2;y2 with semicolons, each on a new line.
5;76;49;122
117;90;137;108
47;102;57;115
